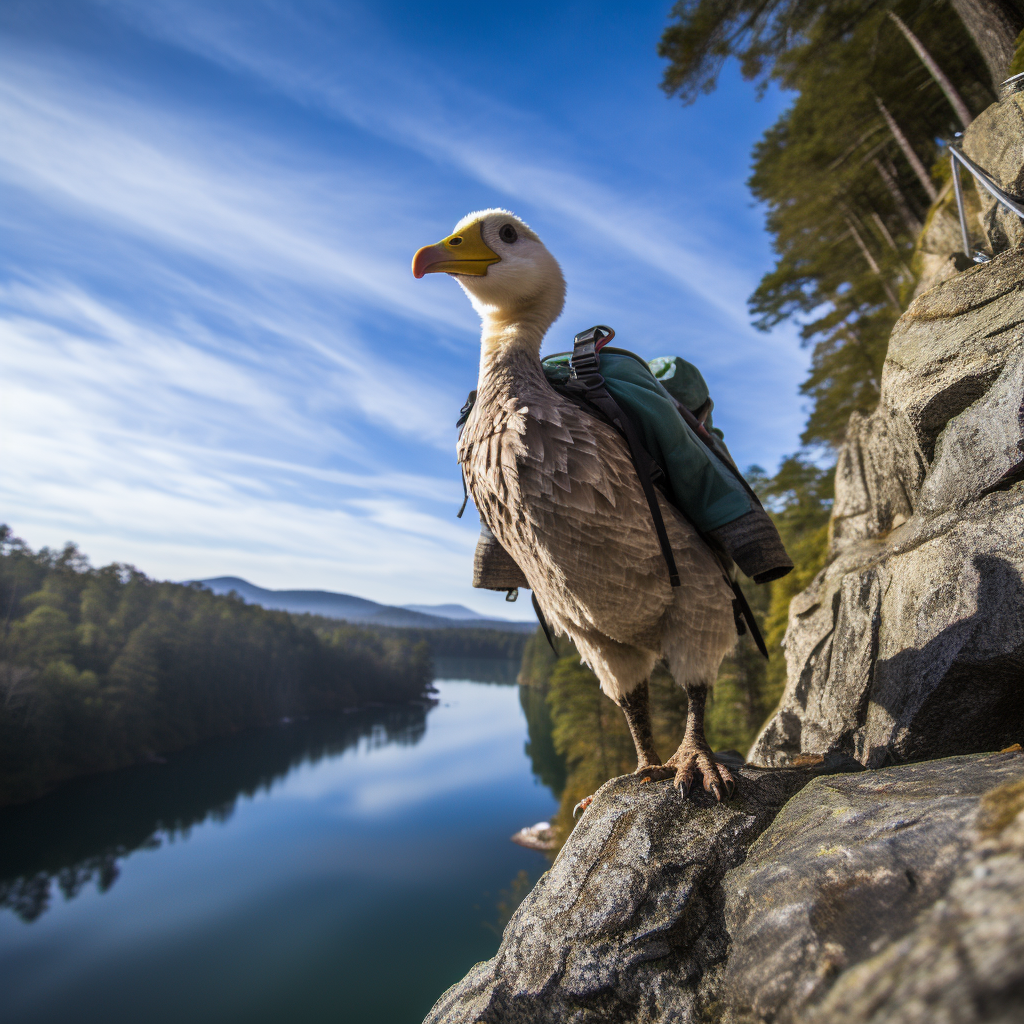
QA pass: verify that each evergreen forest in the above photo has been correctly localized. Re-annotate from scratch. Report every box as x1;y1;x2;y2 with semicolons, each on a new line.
0;526;434;807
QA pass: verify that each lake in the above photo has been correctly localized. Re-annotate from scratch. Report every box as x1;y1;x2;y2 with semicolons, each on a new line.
0;670;559;1024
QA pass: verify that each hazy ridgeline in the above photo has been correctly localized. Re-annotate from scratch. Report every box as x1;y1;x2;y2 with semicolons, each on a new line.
0;526;435;807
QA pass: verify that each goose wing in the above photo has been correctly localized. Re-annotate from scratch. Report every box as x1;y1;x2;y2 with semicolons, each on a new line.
462;386;718;640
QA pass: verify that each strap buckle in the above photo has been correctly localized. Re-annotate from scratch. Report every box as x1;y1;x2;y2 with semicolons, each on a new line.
569;325;615;380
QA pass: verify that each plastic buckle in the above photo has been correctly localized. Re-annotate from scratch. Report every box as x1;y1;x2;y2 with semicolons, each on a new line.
569;325;615;380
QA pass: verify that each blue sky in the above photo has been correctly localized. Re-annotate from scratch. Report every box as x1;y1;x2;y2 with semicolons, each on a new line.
0;0;804;618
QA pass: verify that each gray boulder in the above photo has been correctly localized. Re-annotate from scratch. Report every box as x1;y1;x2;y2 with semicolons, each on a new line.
723;750;1024;1023
751;245;1024;770
424;750;1024;1024
424;760;855;1024
802;767;1024;1024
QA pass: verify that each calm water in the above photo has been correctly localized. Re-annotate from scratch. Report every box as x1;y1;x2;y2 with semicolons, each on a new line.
0;672;558;1024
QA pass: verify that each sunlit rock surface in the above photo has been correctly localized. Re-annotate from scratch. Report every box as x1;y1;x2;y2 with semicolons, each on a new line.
424;758;860;1024
751;245;1024;769
911;92;1023;296
424;751;1024;1023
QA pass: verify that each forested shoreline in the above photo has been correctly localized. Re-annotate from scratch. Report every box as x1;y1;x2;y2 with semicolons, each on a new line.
294;614;531;660
0;527;442;806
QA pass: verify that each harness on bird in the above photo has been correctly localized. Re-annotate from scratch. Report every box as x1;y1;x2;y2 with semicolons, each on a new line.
457;326;793;658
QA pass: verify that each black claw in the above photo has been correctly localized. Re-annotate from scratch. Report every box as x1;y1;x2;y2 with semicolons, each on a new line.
676;779;690;797
726;779;736;799
711;782;723;802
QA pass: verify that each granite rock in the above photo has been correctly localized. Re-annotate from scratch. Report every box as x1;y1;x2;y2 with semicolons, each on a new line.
722;750;1024;1023
962;93;1024;254
752;244;1024;770
424;760;859;1024
424;752;1024;1024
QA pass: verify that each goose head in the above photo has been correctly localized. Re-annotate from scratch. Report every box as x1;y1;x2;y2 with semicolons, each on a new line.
413;209;565;342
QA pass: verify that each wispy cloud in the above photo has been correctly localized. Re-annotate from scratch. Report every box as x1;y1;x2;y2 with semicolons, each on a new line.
105;0;770;331
0;278;494;606
0;66;469;334
0;1;806;612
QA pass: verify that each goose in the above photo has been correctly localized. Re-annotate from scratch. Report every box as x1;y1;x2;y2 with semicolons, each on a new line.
413;209;737;800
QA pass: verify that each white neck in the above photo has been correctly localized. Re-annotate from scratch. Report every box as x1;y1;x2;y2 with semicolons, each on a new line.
477;308;552;386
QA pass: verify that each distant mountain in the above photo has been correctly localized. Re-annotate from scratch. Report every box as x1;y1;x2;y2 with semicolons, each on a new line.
195;578;536;633
402;603;500;620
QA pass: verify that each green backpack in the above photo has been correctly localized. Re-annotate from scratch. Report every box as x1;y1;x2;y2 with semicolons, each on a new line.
461;327;793;651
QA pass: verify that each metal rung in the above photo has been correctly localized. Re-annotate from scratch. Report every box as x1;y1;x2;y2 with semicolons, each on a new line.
949;143;1024;263
950;145;1024;220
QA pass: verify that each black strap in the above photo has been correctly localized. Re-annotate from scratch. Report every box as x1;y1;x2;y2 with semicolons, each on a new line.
560;326;767;657
562;328;680;588
730;579;768;658
456;390;477;518
532;592;558;654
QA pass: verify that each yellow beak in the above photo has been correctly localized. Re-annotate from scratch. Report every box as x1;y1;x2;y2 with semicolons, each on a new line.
412;220;499;278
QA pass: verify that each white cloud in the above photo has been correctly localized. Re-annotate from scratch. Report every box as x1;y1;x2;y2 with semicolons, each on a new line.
0;280;494;607
0;1;808;613
0;66;470;334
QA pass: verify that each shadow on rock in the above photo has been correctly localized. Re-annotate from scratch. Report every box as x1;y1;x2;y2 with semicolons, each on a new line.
869;554;1024;765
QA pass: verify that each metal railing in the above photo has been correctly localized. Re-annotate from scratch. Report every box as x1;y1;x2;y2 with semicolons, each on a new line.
950;74;1024;262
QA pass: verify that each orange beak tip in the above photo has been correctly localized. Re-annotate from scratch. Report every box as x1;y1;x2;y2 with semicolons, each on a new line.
412;243;445;279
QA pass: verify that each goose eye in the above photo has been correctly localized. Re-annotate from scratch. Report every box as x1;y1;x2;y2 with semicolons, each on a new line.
499;224;518;244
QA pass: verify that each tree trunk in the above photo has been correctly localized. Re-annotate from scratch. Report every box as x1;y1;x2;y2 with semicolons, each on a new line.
839;327;882;393
875;96;939;202
870;210;914;279
844;216;901;311
888;11;975;127
827;291;884;393
949;0;1024;89
872;157;924;235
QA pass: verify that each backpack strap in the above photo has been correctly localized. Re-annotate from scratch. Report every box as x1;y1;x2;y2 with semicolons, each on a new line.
560;326;681;589
455;390;476;518
557;326;768;658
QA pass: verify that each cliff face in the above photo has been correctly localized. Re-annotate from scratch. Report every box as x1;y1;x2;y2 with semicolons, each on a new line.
750;246;1024;768
423;96;1024;1024
425;751;1024;1024
751;141;1024;767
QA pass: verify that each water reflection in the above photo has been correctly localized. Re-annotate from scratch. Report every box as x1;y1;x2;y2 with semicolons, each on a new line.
519;684;566;799
0;676;558;1024
0;703;429;922
431;656;521;684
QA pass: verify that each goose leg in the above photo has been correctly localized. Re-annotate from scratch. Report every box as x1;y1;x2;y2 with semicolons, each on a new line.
617;680;663;772
665;683;735;802
576;680;664;819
